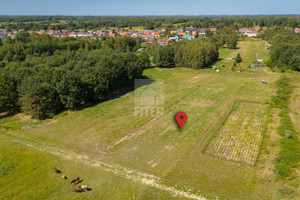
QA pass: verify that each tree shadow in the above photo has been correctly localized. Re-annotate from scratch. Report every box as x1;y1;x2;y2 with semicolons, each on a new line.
74;75;155;112
0;112;17;120
74;180;83;186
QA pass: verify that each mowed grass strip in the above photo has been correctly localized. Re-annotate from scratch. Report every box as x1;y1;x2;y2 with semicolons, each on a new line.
206;101;268;165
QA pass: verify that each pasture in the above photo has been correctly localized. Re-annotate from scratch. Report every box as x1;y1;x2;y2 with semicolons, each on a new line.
1;39;298;199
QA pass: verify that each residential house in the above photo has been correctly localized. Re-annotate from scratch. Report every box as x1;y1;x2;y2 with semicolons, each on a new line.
192;31;197;36
130;32;138;38
168;36;178;41
245;30;258;37
210;28;217;33
148;37;156;43
199;29;207;35
153;31;160;38
48;30;55;35
61;33;69;38
157;39;169;45
27;30;34;35
239;28;247;34
108;32;116;37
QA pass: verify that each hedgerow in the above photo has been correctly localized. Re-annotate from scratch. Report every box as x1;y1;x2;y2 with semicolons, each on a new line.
272;76;300;180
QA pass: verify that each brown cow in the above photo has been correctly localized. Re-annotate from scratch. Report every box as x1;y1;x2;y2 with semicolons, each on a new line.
72;186;83;193
71;177;80;184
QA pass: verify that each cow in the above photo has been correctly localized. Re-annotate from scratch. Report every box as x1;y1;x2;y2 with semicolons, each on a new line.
71;177;80;184
72;186;83;193
79;185;88;191
62;175;68;179
54;168;62;174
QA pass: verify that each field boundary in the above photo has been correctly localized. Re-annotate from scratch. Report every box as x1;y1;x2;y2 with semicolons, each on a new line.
1;133;214;200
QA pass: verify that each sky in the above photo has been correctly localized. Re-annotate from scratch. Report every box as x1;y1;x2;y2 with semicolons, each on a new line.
0;0;299;16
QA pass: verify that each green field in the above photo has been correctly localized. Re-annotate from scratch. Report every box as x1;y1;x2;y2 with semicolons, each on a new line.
1;40;299;200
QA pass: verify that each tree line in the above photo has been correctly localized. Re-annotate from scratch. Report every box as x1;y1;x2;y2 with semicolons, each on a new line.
0;33;149;119
1;16;300;31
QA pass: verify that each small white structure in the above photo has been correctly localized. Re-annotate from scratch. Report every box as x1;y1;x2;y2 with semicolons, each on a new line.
216;70;220;73
168;36;178;41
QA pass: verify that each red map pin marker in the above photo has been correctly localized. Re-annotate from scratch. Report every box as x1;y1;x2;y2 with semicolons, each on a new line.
175;112;187;130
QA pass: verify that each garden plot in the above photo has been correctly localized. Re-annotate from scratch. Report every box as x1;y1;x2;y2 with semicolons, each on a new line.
206;101;267;165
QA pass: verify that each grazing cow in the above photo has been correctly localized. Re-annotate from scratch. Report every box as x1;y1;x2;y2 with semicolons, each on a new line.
72;186;83;193
54;168;61;174
62;175;68;179
79;185;88;191
71;177;80;184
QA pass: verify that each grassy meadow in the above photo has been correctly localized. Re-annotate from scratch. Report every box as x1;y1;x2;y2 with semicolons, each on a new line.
1;39;299;199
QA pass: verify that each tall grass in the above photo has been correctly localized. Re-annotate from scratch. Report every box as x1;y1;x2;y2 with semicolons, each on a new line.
271;76;300;180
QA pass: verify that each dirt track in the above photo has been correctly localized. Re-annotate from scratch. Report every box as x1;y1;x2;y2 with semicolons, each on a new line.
2;134;211;200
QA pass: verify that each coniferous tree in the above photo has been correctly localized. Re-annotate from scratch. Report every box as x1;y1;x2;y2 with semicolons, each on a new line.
236;53;243;63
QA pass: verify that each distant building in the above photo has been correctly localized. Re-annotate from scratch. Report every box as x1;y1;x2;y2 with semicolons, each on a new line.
199;29;207;35
245;30;258;37
148;37;156;43
239;28;247;34
153;31;161;38
210;28;217;33
168;36;178;41
157;39;169;45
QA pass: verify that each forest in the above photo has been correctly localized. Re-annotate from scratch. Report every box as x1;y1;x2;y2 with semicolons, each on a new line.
1;16;300;31
261;28;300;71
0;33;148;119
151;38;219;68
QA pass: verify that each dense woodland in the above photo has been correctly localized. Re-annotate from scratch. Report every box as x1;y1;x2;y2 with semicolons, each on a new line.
152;38;219;68
1;16;300;31
0;33;148;119
261;28;300;71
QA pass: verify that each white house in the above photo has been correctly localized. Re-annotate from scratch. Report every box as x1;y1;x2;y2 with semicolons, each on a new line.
245;30;258;37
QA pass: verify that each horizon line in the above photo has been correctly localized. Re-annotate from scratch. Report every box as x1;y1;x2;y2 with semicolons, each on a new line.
0;14;300;17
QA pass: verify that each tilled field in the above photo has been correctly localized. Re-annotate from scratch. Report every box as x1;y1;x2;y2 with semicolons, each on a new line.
206;101;267;165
